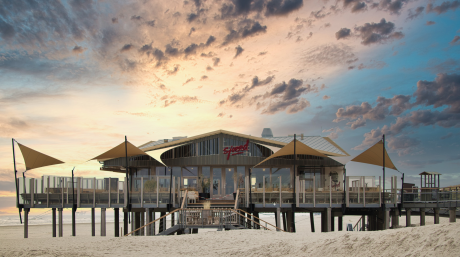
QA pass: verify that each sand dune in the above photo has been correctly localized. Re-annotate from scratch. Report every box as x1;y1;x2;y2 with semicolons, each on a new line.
0;214;458;256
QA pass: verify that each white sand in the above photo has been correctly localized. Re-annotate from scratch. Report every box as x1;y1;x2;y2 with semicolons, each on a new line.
0;215;458;256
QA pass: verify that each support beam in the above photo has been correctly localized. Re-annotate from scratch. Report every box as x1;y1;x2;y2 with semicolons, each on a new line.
140;211;145;236
420;208;425;226
434;208;440;224
310;212;315;232
362;215;366;231
449;207;456;223
160;212;166;233
72;206;76;237
331;213;335;231
58;208;63;237
24;208;29;238
254;212;260;229
326;208;332;232
91;208;95;236
384;209;390;230
276;208;280;231
123;210;128;236
391;209;399;228
281;212;287;231
52;208;56;237
114;208;119;237
146;208;151;236
135;212;141;236
152;211;156;235
338;215;343;231
405;208;411;227
101;208;106;237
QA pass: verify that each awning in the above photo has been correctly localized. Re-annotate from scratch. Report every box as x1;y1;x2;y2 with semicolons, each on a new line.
90;141;147;161
17;143;64;170
253;139;327;168
350;140;397;170
144;144;188;167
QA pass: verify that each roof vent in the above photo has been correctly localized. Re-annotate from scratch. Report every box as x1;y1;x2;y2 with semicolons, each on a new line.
261;128;273;138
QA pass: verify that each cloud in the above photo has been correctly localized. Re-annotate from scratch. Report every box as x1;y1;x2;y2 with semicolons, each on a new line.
303;43;358;67
111;17;118;23
407;6;424;20
212;57;220;66
72;45;85;54
426;1;460;15
205;35;216;46
146;20;156;27
222;20;268;45
426;21;436;26
0;19;15;40
347;117;366;129
322;127;343;139
354;19;404;45
166;64;180;75
217;112;225;117
261;78;315;114
414;73;460;113
131;15;142;21
451;36;460;45
220;75;275;106
387;136;420;156
201;75;208;80
323;95;330;100
120;44;134;52
349;73;460;149
182;77;194;86
335;28;351;40
265;0;304;16
234;45;244;58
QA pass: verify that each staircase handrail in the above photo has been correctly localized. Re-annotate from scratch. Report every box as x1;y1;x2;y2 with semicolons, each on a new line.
124;208;181;236
235;208;286;232
181;189;188;209
229;209;272;231
234;189;240;209
353;216;363;231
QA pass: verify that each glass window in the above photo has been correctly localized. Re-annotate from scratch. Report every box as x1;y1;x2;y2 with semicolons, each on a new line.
251;168;270;191
200;167;211;194
236;166;245;190
156;166;171;176
182;167;198;176
271;168;291;189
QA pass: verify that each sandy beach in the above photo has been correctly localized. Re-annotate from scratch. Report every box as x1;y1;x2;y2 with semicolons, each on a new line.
0;214;457;256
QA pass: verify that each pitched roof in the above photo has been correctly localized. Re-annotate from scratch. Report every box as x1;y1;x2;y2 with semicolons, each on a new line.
139;129;349;157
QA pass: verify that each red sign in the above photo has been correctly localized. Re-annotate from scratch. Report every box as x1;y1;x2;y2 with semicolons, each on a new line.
223;140;249;160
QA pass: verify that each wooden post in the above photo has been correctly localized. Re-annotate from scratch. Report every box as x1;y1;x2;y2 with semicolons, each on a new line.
124;180;127;207
313;175;316;207
47;176;50;208
310;212;315;232
434;208;440;224
363;176;366;207
156;178;159;208
77;177;81;208
405;208;411;227
329;175;332;207
123;210;128;236
24;208;29;238
279;176;282;207
30;178;34;208
58;208;63;237
303;180;305;204
420;208;425;226
449;207;456;223
276;208;281;231
114;208;119;237
91;208;95;236
52;208;56;237
101;208;106;236
93;177;96;208
263;176;265;207
296;176;299;207
108;177;111;208
146;208;151;236
327;208;331;232
379;176;382;205
140;177;144;208
346;176;350;207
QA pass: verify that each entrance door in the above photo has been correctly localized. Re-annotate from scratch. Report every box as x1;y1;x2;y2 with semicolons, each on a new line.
212;168;222;198
224;168;235;197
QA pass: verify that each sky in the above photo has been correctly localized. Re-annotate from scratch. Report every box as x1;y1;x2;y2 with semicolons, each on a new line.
0;0;459;214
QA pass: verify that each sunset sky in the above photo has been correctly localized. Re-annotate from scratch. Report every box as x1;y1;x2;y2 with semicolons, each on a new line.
1;0;459;214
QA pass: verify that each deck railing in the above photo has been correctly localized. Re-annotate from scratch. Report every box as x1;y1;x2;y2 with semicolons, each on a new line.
18;174;460;209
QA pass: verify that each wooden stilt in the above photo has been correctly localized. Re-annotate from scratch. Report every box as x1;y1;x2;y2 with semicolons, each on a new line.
309;212;315;232
52;208;56;237
114;208;119;237
101;208;106;236
24;208;29;238
91;208;95;236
